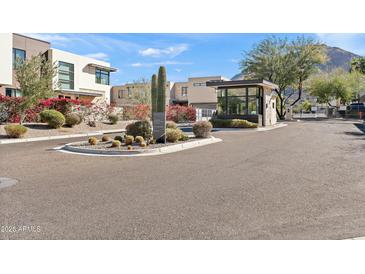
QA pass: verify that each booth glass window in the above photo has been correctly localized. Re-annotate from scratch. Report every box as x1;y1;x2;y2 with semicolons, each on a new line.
217;86;262;116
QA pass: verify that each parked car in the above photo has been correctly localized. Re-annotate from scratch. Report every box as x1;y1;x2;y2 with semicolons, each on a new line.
347;103;365;112
338;103;365;119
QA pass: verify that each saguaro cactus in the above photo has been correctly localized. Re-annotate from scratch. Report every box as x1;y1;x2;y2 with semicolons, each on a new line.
157;66;166;112
151;66;167;143
151;74;158;114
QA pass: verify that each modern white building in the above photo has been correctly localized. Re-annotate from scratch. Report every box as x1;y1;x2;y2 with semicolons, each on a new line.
48;49;117;103
0;33;117;103
0;33;13;90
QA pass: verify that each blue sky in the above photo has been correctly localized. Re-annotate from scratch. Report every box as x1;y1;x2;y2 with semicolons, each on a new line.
27;33;365;85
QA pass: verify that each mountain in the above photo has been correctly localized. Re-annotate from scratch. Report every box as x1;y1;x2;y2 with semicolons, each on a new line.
231;45;361;80
320;45;361;71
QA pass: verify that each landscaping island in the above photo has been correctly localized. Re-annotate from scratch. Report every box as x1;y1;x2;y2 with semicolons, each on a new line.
61;135;221;156
59;119;220;156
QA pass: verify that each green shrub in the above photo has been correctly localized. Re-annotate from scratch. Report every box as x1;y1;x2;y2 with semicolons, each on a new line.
114;135;124;142
4;124;28;138
102;135;111;142
210;119;257;128
179;133;189;141
135;136;144;144
140;142;147;147
166;121;177;129
126;120;152;139
127;145;133;150
166;128;183;142
88;137;99;145
65;113;81;127
111;140;121;148
108;114;119;125
125;135;134;145
40;109;65;129
192;121;212;138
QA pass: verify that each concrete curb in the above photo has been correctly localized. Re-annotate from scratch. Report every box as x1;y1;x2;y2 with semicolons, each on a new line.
212;123;287;132
57;137;222;157
0;129;125;145
344;236;365;240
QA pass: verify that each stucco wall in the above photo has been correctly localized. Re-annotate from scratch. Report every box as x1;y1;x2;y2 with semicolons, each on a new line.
50;48;112;103
111;82;171;106
0;33;50;95
171;76;226;107
263;88;277;126
0;34;12;88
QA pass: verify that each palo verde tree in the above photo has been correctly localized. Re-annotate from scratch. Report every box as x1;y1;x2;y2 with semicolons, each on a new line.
306;69;365;105
15;54;57;123
240;35;327;119
350;57;365;74
240;36;296;119
289;36;327;106
130;78;151;105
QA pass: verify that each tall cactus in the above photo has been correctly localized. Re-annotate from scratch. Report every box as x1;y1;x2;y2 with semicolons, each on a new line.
157;66;166;112
150;66;167;143
151;74;158;114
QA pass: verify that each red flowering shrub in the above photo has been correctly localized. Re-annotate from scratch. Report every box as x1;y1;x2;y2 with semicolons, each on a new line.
134;104;150;120
0;96;91;124
166;105;196;123
40;98;91;115
0;95;23;123
122;104;151;120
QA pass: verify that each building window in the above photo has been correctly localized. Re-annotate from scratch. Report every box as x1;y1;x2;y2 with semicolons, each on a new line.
217;87;262;116
193;82;206;87
5;88;22;97
181;87;188;96
13;48;26;69
58;61;74;90
95;69;110;85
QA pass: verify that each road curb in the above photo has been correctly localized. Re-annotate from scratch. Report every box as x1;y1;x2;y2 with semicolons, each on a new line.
0;129;125;145
57;137;222;157
212;123;287;132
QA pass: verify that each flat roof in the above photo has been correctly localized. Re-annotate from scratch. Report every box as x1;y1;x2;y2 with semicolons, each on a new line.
88;63;118;72
206;79;278;89
57;90;103;97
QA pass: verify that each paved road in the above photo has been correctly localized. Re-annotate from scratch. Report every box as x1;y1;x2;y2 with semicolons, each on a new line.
1;119;364;239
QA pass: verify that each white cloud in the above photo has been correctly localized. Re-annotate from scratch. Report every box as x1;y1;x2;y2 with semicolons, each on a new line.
84;52;109;61
174;68;182;72
24;33;72;42
139;44;189;58
131;61;192;68
230;58;240;63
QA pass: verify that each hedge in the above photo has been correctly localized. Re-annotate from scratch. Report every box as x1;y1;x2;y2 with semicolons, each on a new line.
210;119;258;128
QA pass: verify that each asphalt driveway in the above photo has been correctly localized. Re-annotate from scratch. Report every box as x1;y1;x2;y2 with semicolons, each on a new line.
0;119;364;239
